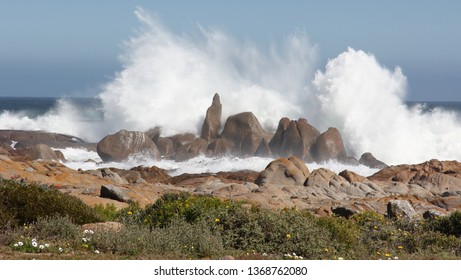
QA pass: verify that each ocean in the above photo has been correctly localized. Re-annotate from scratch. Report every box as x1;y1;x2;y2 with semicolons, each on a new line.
1;97;461;177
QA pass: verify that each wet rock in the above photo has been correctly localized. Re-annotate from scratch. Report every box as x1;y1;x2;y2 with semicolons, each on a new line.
269;118;320;161
168;133;196;149
176;138;208;160
155;137;175;158
207;138;234;156
313;127;347;162
97;130;160;162
220;112;270;157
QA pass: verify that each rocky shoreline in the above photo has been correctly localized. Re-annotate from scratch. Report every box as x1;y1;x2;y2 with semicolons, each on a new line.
2;145;461;220
1;94;460;220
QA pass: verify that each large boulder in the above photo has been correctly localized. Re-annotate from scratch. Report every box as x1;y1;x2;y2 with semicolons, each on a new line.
201;93;222;141
313;127;347;162
255;156;310;187
96;130;160;162
220;112;269;156
269;118;320;161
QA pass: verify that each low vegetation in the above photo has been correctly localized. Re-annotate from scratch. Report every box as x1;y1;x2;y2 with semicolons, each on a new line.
1;178;461;260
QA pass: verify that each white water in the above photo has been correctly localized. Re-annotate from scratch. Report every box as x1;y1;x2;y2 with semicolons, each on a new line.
2;7;461;168
57;147;379;177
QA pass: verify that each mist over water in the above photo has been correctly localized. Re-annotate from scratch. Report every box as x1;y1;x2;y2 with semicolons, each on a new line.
2;8;461;167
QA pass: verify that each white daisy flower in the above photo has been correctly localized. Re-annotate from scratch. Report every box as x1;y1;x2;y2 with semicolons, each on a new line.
31;241;38;247
18;242;23;246
39;245;45;250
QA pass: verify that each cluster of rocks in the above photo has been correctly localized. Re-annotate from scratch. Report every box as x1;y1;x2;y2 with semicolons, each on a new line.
0;130;93;161
1;151;460;220
94;93;388;168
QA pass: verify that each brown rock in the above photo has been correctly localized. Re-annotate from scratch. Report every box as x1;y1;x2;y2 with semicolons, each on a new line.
130;165;171;183
13;144;65;161
176;138;208;160
96;130;160;162
145;127;161;142
207;138;234;156
201;93;222;141
387;200;419;220
220;112;268;156
339;170;368;183
359;152;388;169
0;129;92;149
268;117;290;155
313;127;347;162
155;137;175;158
168;133;196;149
255;156;309;187
296;118;321;161
431;196;461;210
269;118;320;161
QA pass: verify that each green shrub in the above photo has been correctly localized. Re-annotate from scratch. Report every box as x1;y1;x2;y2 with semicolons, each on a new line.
32;215;81;242
140;192;238;228
90;219;224;258
0;178;101;226
425;211;461;237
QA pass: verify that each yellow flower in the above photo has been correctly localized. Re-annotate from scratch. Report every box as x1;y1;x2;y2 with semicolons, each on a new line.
286;233;291;239
390;232;394;235
324;248;329;253
127;211;133;215
385;253;391;257
398;245;404;249
376;251;381;255
215;218;220;223
373;226;378;229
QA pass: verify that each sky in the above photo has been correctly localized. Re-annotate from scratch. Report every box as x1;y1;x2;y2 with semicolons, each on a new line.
0;0;460;101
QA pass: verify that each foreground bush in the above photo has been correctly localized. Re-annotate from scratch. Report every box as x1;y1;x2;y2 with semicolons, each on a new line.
2;185;461;260
0;178;101;227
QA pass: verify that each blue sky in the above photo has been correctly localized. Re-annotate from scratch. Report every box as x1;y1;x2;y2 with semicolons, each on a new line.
0;0;460;100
